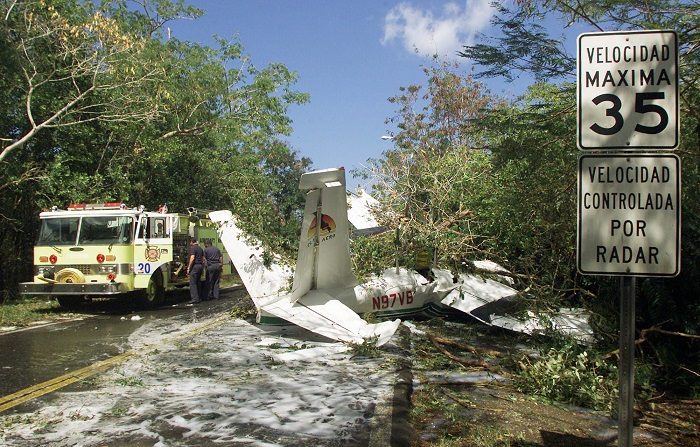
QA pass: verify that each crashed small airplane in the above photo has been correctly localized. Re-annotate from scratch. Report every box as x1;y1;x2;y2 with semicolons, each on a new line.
209;167;591;346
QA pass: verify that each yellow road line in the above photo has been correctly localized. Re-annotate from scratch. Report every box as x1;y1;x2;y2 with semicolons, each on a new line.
0;314;230;414
0;352;134;413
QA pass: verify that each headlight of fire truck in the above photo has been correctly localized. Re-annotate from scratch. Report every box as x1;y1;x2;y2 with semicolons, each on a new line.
37;266;55;278
97;265;117;274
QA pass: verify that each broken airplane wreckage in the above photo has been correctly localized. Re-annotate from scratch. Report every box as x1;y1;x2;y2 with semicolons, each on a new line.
209;168;593;346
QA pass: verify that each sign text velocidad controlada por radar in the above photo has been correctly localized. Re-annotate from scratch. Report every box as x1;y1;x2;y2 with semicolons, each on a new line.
584;162;677;266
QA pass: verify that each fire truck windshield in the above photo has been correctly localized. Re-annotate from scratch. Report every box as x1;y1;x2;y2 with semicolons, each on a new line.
37;216;134;246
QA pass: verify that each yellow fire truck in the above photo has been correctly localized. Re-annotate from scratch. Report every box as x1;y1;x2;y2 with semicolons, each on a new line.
19;202;231;308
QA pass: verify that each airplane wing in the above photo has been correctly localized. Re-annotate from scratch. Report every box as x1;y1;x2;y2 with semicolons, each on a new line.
437;268;595;344
208;210;293;306
488;308;595;344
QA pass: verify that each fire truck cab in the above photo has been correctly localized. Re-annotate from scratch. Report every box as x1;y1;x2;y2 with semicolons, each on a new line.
19;202;231;308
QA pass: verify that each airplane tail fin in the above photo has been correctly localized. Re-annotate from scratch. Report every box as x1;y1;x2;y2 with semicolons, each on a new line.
290;168;357;301
212;168;359;305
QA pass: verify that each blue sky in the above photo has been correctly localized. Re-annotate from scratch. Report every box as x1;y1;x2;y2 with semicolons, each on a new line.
170;1;526;189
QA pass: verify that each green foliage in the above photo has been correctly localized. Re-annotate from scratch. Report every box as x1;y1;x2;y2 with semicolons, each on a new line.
459;5;575;82
350;232;402;279
476;83;579;301
361;312;378;324
359;63;504;272
513;340;618;413
359;63;579;302
229;296;257;321
348;336;382;358
0;297;66;327
113;372;144;388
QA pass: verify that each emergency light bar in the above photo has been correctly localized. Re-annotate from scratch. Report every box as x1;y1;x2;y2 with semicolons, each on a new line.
67;202;127;210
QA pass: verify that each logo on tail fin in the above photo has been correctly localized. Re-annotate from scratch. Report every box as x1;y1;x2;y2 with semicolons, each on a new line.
307;214;337;247
308;214;336;238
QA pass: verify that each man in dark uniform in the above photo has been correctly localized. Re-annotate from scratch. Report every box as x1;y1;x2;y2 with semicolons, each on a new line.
203;239;223;300
187;237;205;303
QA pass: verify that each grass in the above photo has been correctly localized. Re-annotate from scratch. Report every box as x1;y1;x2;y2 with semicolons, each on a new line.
411;385;514;447
113;375;144;387
0;296;76;328
408;321;578;447
349;336;382;358
411;383;544;447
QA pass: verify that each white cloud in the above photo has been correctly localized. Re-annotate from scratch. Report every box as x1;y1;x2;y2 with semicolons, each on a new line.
381;0;495;59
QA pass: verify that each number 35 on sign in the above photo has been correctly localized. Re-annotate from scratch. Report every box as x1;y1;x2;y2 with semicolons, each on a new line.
577;30;678;150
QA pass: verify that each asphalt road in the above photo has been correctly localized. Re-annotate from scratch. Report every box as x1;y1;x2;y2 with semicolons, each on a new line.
0;288;237;398
0;288;404;446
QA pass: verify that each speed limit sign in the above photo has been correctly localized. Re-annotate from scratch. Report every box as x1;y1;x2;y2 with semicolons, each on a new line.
578;30;678;150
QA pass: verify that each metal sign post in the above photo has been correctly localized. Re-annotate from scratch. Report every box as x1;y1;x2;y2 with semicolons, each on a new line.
619;277;636;447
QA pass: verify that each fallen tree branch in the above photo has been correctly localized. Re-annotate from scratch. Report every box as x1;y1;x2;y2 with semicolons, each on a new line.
679;366;700;378
418;380;494;387
441;388;476;409
603;324;700;360
469;266;530;281
429;334;503;358
647;328;700;340
427;332;491;370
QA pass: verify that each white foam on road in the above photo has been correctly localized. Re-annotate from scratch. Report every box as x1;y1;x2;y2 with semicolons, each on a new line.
0;318;397;446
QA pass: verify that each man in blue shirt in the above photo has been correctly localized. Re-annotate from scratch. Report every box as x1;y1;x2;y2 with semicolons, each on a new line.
203;239;223;300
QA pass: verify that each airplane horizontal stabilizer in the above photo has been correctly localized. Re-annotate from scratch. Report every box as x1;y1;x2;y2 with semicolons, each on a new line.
261;290;400;346
347;189;385;236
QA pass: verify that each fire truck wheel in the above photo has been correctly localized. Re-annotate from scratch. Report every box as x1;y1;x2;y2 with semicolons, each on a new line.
56;295;84;309
142;270;165;308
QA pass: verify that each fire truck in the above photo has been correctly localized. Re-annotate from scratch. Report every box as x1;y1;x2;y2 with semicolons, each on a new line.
19;202;232;308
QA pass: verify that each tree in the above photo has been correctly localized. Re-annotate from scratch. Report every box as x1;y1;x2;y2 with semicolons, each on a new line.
0;0;173;163
357;62;499;275
359;63;580;299
358;0;698;395
113;36;310;259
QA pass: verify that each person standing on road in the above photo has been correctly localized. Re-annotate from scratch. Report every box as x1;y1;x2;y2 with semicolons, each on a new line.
203;239;223;300
187;237;205;303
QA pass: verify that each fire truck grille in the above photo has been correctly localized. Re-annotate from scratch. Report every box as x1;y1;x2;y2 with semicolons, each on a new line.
59;265;93;274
